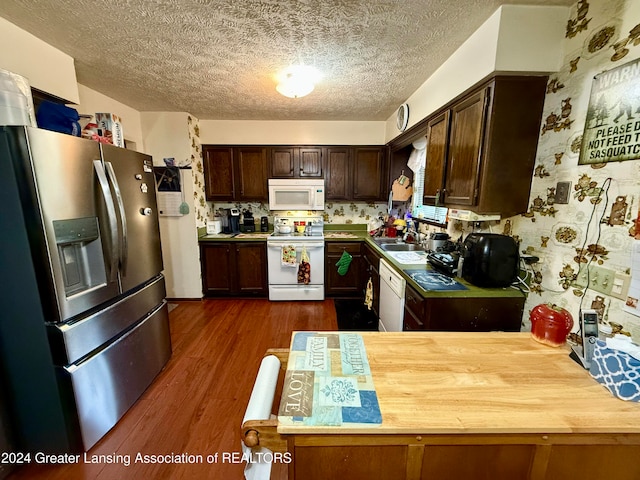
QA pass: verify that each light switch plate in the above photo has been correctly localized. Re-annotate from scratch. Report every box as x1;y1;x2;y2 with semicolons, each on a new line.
610;272;631;300
573;265;614;296
555;181;571;204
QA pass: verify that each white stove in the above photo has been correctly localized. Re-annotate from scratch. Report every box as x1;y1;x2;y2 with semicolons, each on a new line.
267;216;325;301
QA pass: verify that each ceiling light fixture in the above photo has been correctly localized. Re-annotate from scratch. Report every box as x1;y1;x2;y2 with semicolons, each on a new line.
276;65;321;99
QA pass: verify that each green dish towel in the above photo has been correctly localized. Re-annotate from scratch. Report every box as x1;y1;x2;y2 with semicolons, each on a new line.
335;250;353;276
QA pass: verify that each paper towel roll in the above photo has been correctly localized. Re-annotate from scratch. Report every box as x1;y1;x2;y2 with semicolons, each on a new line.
243;355;281;425
242;355;281;480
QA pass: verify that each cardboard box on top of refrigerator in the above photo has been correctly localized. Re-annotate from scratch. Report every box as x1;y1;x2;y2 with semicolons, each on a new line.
95;112;124;147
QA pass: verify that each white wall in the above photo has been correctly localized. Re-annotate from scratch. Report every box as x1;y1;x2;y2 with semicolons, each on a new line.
77;84;144;151
384;5;568;143
141;112;202;299
495;6;567;72
200;120;385;145
0;16;79;103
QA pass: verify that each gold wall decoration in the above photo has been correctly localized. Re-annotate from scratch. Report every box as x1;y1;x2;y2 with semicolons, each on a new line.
574;244;609;265
573;173;604;202
559;264;577;290
554;152;564;164
580;57;640;164
587;26;616;53
566;0;591;39
541;98;574;134
610;23;640;62
555;226;578;244
547;78;565;94
607;195;628;225
569;56;581;73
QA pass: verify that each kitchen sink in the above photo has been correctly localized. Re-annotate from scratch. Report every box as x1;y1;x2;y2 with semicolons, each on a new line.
373;237;401;244
379;243;424;252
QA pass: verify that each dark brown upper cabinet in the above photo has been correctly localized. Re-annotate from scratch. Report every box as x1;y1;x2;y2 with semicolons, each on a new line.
325;146;388;201
203;145;268;202
269;146;323;178
324;147;351;200
423;110;450;205
444;88;488;207
420;75;547;217
352;147;386;201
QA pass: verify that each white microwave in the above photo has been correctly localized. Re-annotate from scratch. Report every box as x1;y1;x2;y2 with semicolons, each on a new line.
268;179;325;211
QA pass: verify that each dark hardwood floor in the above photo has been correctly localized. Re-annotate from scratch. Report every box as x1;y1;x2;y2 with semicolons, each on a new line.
9;299;338;480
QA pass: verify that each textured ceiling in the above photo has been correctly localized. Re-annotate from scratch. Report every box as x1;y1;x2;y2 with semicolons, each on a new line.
0;0;575;121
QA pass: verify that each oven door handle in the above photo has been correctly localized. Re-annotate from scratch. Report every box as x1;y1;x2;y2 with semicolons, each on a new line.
267;242;325;249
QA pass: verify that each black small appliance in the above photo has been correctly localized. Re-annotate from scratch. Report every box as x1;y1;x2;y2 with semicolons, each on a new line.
427;251;460;276
242;209;255;232
461;233;518;288
260;216;269;232
223;208;240;234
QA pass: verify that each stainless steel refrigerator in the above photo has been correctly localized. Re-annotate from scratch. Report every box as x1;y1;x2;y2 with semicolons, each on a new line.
0;126;171;452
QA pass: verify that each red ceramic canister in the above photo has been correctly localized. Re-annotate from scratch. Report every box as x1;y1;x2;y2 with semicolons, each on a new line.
530;303;574;347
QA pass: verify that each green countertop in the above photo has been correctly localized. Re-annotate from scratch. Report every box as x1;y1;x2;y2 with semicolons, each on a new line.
197;225;525;300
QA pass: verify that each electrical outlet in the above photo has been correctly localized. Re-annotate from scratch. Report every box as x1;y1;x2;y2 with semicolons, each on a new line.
555;181;571;204
573;265;614;296
610;272;631;300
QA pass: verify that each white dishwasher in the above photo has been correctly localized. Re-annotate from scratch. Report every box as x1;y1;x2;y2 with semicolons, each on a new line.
378;258;406;332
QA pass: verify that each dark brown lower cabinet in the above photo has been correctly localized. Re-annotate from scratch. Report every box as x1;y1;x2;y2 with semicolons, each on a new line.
362;243;381;316
200;242;266;297
325;242;362;297
403;283;524;331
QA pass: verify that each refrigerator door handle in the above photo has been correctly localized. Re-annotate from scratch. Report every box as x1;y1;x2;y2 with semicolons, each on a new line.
105;161;128;275
93;160;119;282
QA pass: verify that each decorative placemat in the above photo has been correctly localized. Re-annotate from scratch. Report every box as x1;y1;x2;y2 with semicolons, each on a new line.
386;251;429;265
405;269;468;291
278;332;382;427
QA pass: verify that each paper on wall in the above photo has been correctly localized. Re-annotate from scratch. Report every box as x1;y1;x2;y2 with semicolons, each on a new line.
156;191;184;216
623;240;640;318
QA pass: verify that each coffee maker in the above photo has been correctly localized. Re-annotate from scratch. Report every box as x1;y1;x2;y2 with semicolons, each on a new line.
223;208;240;234
242;209;255;233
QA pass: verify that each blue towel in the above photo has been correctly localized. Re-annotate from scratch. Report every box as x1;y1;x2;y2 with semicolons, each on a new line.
36;100;81;136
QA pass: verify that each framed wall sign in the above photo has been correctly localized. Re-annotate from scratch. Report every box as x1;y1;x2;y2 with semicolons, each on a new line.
579;57;640;165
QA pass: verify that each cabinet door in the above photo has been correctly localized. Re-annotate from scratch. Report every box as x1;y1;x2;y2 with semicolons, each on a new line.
325;147;351;200
235;147;268;201
269;147;323;178
444;89;488;206
353;147;385;201
362;244;381;316
234;243;267;295
423;111;450;206
299;147;323;177
403;284;425;331
201;244;233;294
325;243;361;297
203;146;235;201
424;297;523;331
270;147;296;178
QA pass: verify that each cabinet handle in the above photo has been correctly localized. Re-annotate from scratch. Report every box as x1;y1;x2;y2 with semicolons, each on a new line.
435;189;440;205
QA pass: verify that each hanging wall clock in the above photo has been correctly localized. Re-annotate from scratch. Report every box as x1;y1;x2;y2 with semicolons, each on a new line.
396;103;409;132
